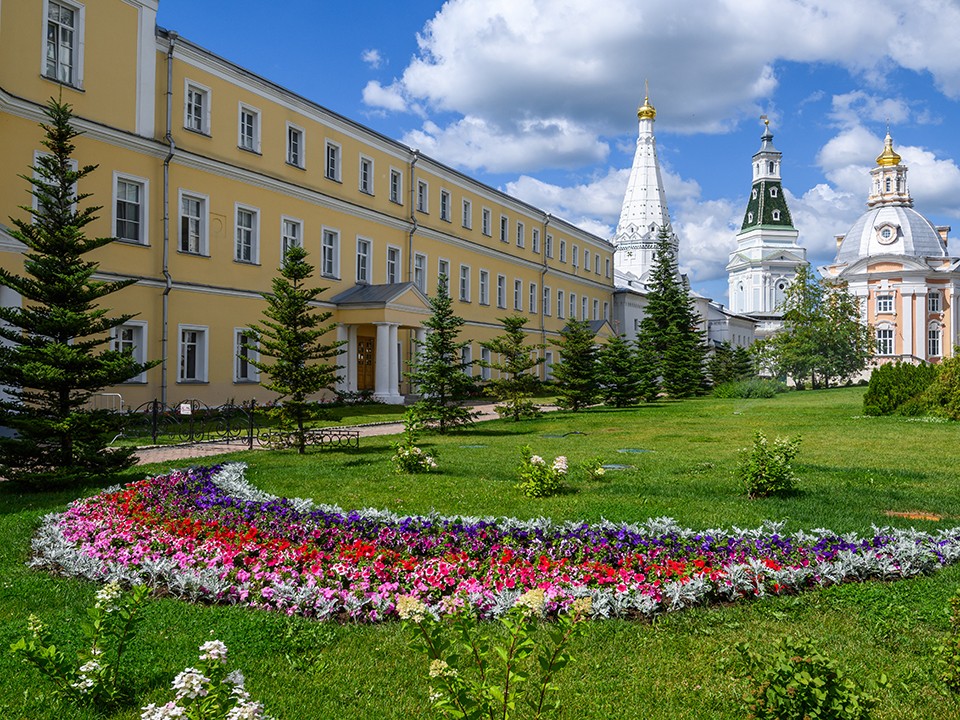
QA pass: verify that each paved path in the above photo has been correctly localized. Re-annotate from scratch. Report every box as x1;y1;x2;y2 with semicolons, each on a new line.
135;402;515;466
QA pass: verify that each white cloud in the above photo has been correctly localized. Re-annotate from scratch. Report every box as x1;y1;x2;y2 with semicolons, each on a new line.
361;81;408;112
361;49;383;69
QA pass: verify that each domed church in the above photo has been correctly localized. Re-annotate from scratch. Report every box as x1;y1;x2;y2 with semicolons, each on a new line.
821;133;960;363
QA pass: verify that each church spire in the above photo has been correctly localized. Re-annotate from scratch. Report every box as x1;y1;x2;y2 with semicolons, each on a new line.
867;131;911;208
613;85;677;282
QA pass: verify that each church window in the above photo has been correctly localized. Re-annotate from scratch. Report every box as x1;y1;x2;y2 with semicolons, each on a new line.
768;161;775;173
747;212;754;224
929;292;942;313
929;326;942;357
770;187;778;197
751;189;757;200
876;328;894;356
876;295;894;314
772;210;781;221
885;178;892;192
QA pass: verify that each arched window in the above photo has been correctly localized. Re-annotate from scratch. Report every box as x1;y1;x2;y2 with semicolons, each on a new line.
885;178;892;192
774;280;787;309
768;161;775;173
747;212;754;224
770;187;778;198
772;210;781;221
752;189;757;200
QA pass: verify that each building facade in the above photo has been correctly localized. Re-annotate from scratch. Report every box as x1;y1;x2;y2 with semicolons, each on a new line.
0;0;616;408
821;133;960;364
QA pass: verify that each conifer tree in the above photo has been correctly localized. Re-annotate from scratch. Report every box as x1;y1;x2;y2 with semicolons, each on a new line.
633;337;662;402
243;245;342;454
479;315;544;421
551;319;599;411
732;345;755;380
635;227;707;398
707;343;737;385
0;100;157;484
407;276;477;433
597;334;642;407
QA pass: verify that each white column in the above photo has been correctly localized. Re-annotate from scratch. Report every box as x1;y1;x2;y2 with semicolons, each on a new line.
373;323;403;404
347;325;358;393
902;291;913;358
335;324;349;394
915;290;926;360
388;323;401;402
951;286;958;357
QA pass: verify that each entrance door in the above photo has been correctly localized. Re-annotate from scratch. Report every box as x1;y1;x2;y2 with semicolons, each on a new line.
356;336;375;391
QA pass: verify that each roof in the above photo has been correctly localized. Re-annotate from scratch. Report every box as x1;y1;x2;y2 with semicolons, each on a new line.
329;282;425;306
835;205;947;264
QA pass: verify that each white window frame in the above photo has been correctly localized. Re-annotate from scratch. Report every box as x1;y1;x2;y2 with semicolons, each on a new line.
929;291;942;313
584;249;590;272
321;227;340;278
238;103;261;153
560;239;567;263
184;80;211;134
570;293;577;319
359;155;374;194
603;301;610;320
532;228;540;254
543;285;551;316
529;282;537;314
459;264;471;302
544;350;554;381
929;325;942;357
479;269;490;306
389;168;403;204
414;253;427;293
113;172;149;245
516;221;525;248
876;327;894;356
545;234;554;259
557;290;565;319
496;274;506;309
876;294;894;314
325;140;342;181
593;298;600;320
572;245;579;268
480;348;492;381
356;237;372;283
440;189;451;221
177;324;208;383
481;208;492;236
234;328;260;383
386;245;402;284
111;321;148;383
461;344;473;373
500;215;509;243
281;216;302;258
286;123;305;168
417;180;429;213
462;199;473;229
42;0;85;88
438;259;450;294
582;296;588;320
594;253;601;274
234;204;260;264
605;257;611;278
178;189;208;256
514;279;523;311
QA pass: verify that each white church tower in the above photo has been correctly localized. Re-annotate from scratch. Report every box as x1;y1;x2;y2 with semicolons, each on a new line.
613;89;678;284
726;119;806;337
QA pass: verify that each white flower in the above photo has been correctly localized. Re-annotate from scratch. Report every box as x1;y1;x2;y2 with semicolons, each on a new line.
172;668;210;700
530;455;545;466
71;658;102;693
95;581;123;612
141;702;186;720
27;614;45;637
429;659;458;678
515;588;546;615
225;701;269;720
395;595;428;621
199;639;228;663
552;456;568;475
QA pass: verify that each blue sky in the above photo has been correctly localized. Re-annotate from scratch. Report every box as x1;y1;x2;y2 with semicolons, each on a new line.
156;0;960;302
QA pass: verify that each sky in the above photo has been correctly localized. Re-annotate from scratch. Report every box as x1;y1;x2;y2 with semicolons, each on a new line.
156;0;960;303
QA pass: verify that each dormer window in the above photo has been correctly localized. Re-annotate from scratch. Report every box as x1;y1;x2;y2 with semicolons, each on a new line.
747;212;754;223
770;187;778;198
772;210;781;221
876;223;899;245
751;189;757;200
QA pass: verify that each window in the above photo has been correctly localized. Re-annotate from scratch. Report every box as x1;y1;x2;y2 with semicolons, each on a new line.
479;270;490;305
569;293;576;319
281;217;302;257
480;348;492;381
234;205;258;263
234;329;259;383
572;245;579;268
497;274;506;308
605;258;611;277
238;104;260;152
461;345;473;372
747;212;754;223
389;169;403;203
768;161;775;173
321;228;339;278
593;299;599;320
481;208;492;235
184;82;210;134
583;250;590;272
459;265;471;301
440;189;451;221
356;237;372;283
557;290;565;318
112;322;147;382
178;326;208;382
772;210;781;221
359;156;373;194
179;191;207;255
532;228;540;254
114;174;147;244
462;199;473;228
543;286;551;316
929;292;942;313
560;239;567;262
876;295;894;314
44;1;83;86
516;221;525;248
581;297;588;320
929;327;942;357
286;124;304;167
417;180;428;212
514;279;522;310
500;215;509;243
885;178;892;192
752;189;757;200
594;254;600;275
603;301;610;320
325;141;341;181
528;282;538;313
770;187;778;197
386;246;401;284
545;234;554;259
876;328;894;356
544;351;554;381
438;259;450;293
414;253;427;292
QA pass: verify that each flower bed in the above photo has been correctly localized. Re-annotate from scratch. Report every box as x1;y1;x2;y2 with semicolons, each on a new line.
30;464;960;622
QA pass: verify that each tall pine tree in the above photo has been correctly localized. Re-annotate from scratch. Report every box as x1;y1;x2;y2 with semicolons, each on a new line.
243;245;342;454
635;227;707;398
597;334;642;407
479;315;544;420
0;100;157;484
551;319;599;411
407;276;477;433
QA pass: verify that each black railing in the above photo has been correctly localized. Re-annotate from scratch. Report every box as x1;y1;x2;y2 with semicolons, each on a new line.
116;399;261;448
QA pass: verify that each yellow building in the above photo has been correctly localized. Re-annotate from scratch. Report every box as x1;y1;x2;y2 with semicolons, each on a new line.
0;0;616;408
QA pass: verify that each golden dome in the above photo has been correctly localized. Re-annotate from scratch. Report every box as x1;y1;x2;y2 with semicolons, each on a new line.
876;131;902;167
637;94;657;120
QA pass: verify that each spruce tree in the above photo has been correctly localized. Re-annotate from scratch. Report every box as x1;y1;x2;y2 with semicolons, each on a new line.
732;345;755;380
635;227;707;398
0;100;157;485
243;245;342;454
597;334;642;407
479;315;544;421
633;336;662;402
407;276;477;433
707;343;737;386
551;319;599;411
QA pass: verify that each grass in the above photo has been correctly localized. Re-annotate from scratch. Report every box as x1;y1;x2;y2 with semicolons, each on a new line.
3;386;960;718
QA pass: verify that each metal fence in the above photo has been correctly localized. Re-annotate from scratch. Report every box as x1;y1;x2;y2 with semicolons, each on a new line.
115;399;262;448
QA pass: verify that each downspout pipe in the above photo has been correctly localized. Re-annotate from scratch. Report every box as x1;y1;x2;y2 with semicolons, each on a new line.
540;214;551;357
407;150;420;283
161;32;177;406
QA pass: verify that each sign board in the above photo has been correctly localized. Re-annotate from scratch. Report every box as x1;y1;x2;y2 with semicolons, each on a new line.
179;403;192;416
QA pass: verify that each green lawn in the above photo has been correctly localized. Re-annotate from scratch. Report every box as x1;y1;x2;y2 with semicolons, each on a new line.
3;387;960;719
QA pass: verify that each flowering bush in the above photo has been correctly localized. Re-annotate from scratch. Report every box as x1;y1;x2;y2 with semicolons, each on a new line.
27;463;960;623
738;431;801;498
141;640;273;720
10;582;149;707
580;457;606;482
516;446;567;497
400;590;590;719
392;442;438;474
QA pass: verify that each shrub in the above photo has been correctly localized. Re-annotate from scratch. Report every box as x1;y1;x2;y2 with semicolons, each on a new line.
391;408;438;473
580;457;607;482
713;378;787;399
862;361;938;416
516;445;567;498
738;431;801;498
922;354;960;420
737;636;886;720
